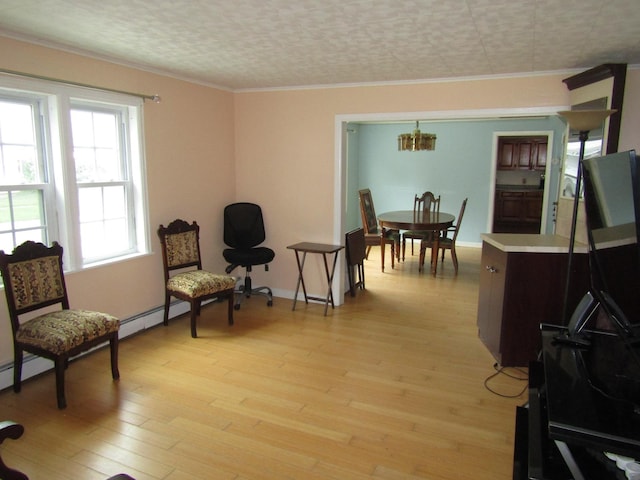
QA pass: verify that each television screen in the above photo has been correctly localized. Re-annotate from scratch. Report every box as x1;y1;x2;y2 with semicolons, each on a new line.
582;149;640;332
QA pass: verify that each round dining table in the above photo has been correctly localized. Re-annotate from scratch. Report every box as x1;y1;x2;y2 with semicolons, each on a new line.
378;210;455;275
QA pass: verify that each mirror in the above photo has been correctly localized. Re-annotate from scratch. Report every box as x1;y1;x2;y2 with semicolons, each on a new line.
560;64;627;200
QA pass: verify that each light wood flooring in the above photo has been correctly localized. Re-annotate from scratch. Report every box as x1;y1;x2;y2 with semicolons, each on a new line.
0;246;528;480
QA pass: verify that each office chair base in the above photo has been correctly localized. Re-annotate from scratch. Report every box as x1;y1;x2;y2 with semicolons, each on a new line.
233;276;273;310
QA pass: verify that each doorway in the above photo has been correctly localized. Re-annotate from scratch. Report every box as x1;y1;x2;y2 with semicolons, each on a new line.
492;132;553;234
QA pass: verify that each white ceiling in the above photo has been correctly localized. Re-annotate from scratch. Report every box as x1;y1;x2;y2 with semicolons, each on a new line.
1;0;640;91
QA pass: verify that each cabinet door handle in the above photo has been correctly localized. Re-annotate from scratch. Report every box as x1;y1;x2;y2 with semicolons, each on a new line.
485;265;497;273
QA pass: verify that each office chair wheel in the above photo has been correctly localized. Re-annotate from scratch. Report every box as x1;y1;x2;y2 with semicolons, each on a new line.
234;304;241;311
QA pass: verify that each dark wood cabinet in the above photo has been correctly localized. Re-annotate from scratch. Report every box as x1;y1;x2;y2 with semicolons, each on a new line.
498;136;547;171
494;190;543;234
477;241;589;367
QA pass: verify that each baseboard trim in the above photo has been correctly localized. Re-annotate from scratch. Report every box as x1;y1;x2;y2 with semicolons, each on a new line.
0;301;187;391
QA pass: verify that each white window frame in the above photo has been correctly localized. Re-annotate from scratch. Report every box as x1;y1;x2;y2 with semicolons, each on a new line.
0;74;150;271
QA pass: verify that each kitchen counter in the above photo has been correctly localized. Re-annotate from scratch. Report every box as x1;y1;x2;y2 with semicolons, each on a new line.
481;233;588;254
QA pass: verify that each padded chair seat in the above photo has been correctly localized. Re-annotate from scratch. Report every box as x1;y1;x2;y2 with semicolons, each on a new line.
223;247;275;266
167;271;236;297
15;310;119;356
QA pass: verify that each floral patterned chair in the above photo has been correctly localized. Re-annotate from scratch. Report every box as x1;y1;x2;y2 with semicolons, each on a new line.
0;241;120;410
157;219;236;338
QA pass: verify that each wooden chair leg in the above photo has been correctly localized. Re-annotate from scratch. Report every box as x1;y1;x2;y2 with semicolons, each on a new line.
110;335;120;380
55;357;67;409
365;245;371;260
163;293;171;326
451;247;459;274
190;301;199;338
227;293;234;325
12;347;23;394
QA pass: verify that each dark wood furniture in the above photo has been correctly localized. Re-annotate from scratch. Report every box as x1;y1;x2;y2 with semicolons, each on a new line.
421;198;467;274
345;228;366;297
497;136;548;171
287;242;344;316
0;241;120;409
0;421;27;480
402;191;440;260
157;219;236;338
514;326;640;479
477;238;589;367
493;189;543;234
358;188;400;268
377;210;455;275
0;420;135;479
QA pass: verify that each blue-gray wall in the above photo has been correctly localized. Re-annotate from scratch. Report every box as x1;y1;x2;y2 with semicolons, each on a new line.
346;117;567;245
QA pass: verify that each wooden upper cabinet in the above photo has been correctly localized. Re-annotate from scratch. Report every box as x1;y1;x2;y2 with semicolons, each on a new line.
497;136;548;171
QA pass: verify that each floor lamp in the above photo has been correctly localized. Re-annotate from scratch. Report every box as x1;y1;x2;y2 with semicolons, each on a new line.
558;109;616;328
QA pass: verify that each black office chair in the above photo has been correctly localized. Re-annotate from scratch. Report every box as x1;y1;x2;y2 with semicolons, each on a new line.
223;202;275;310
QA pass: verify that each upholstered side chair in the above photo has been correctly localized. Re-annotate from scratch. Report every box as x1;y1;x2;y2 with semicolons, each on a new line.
0;241;120;409
157;219;236;338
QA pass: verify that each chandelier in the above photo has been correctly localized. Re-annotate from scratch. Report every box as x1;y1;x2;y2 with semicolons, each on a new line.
398;121;436;151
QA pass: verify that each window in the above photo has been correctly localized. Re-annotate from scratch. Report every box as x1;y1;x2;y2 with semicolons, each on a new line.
0;76;149;270
0;97;49;250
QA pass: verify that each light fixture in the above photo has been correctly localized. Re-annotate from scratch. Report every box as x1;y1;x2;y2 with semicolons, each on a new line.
398;121;436;151
558;109;616;325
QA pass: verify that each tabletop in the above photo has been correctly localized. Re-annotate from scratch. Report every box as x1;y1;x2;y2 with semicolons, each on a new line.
287;242;344;254
377;210;455;230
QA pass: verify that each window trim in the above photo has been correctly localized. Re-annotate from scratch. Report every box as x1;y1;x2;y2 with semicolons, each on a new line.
0;73;150;271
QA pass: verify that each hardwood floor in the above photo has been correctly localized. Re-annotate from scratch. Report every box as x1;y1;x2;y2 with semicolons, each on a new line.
0;246;527;480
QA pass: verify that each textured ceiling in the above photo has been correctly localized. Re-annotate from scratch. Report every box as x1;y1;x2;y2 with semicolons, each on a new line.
1;0;639;91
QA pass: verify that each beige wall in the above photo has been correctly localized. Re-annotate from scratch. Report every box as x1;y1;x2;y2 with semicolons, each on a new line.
0;37;236;363
1;35;638;367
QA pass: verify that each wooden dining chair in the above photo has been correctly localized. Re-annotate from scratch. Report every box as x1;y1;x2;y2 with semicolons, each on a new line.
421;198;467;274
358;188;400;269
402;191;440;260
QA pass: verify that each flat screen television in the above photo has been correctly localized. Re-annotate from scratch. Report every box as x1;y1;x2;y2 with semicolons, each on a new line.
561;149;640;343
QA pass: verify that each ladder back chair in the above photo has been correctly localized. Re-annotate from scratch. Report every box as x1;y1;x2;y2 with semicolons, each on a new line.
421;197;468;274
402;191;440;260
0;241;120;409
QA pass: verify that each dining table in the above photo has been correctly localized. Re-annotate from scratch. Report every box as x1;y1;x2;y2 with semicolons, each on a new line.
378;210;455;275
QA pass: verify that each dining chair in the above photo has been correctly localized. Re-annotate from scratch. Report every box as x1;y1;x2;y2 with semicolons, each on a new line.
0;241;120;409
421;198;467;274
358;188;400;269
402;191;440;261
158;219;237;338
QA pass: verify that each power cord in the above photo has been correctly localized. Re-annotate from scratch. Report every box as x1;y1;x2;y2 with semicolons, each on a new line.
484;362;529;398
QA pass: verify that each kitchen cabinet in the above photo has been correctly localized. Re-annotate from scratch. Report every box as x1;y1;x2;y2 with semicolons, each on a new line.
493;189;543;234
497;136;547;171
477;238;589;367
